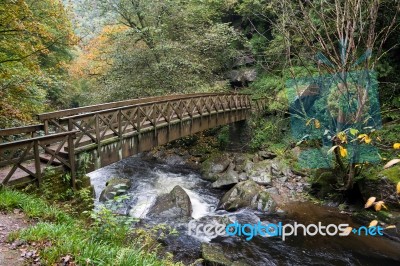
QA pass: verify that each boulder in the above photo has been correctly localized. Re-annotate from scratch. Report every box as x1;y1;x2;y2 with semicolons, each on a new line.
258;151;277;160
243;159;254;174
217;180;276;212
201;154;231;181
246;160;273;186
212;165;240;188
233;153;252;173
99;178;131;202
148;185;192;219
249;172;272;186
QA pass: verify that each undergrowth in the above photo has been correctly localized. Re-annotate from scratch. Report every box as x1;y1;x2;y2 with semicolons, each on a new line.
0;188;180;266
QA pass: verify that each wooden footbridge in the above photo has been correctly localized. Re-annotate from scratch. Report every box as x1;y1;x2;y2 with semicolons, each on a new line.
0;93;261;188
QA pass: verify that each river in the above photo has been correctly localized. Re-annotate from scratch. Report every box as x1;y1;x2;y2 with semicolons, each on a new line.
88;155;400;265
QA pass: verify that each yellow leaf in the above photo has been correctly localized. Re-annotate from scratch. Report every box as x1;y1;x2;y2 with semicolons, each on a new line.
337;132;347;143
357;133;372;144
357;134;367;139
364;197;376;208
374;201;385;211
394;143;400;149
385;225;396;229
339;146;348;157
369;220;378;227
397;182;400;194
314;119;321;129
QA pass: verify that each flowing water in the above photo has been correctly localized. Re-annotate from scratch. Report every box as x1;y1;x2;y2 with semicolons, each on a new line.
88;155;400;265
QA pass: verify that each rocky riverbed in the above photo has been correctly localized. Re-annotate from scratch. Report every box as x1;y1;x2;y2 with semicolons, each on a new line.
88;147;400;265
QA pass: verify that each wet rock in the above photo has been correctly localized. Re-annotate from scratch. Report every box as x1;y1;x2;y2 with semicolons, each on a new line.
243;160;254;174
233;154;252;173
201;154;231;182
265;187;279;195
246;160;273;186
201;243;232;266
212;165;240;188
249;172;272;186
212;170;239;188
238;172;248;181
165;154;186;165
148;185;192;219
217;180;276;212
258;151;277;160
99;178;131;202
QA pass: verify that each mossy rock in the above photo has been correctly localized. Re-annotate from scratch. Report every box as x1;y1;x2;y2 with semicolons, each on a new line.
201;153;231;182
99;178;131;202
217;180;276;212
201;243;232;266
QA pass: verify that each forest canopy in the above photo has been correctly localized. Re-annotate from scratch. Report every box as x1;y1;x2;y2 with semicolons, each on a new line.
0;0;399;128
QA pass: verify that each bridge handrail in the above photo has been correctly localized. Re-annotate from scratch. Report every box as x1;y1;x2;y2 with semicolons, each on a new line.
0;131;77;150
0;125;44;136
37;93;225;121
58;93;249;121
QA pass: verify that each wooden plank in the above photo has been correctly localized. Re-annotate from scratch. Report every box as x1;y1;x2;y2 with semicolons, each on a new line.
0;131;77;150
0;125;44;136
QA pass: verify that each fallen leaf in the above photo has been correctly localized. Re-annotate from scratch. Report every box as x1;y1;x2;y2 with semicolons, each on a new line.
397;182;400;194
385;225;396;229
374;201;387;211
383;159;400;169
342;226;353;236
394;143;400;149
369;220;378;227
364;197;376;208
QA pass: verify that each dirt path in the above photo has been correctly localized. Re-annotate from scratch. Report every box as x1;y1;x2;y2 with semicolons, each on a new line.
0;211;30;266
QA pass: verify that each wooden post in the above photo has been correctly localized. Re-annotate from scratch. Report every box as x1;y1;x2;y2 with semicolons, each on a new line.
44;120;49;135
67;133;76;189
118;110;122;140
137;108;141;134
33;140;41;186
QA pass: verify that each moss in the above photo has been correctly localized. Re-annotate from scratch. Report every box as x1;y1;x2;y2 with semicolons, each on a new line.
379;165;400;183
201;243;231;266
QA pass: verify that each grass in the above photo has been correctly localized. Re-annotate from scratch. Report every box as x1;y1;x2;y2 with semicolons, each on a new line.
0;188;180;266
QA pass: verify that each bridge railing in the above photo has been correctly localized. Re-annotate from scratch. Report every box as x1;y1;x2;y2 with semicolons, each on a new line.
0;131;77;187
42;94;251;150
0;125;45;144
37;93;221;135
